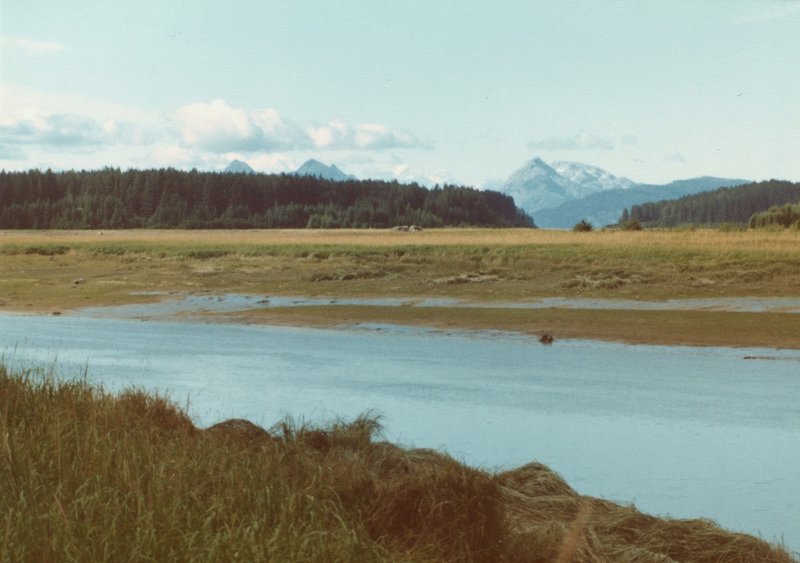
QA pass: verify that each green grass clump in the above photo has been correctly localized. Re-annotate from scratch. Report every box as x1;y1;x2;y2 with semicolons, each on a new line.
0;244;71;256
1;364;796;562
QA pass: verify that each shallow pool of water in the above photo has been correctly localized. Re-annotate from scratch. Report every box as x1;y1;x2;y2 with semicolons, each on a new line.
2;312;798;551
73;292;800;321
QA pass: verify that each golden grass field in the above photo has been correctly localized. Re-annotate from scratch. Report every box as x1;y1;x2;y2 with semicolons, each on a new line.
3;225;800;250
2;228;799;347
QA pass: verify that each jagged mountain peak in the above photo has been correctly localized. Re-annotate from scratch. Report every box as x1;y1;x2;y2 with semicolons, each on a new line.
294;159;355;182
224;160;255;174
515;157;559;175
501;157;592;213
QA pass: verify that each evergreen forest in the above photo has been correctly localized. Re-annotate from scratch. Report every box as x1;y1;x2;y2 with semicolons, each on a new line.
622;180;800;228
0;168;534;229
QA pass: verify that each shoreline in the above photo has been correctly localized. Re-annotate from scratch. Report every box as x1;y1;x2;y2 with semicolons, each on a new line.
4;292;800;350
215;302;800;350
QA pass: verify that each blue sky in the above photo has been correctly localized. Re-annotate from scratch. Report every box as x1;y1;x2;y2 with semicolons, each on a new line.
2;0;799;186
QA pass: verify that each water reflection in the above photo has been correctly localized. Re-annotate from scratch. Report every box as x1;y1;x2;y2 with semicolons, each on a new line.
72;292;800;322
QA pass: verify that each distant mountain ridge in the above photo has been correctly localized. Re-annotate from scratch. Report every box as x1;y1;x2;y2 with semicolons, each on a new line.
534;176;750;228
499;156;749;228
294;159;355;182
626;179;800;227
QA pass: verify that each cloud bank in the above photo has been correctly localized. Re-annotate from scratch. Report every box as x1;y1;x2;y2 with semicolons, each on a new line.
0;96;428;174
307;119;424;151
0;111;106;147
0;109;154;159
172;99;425;154
173;100;307;152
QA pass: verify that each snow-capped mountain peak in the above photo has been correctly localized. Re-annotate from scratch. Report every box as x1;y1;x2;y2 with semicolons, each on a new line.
551;161;636;192
501;157;586;213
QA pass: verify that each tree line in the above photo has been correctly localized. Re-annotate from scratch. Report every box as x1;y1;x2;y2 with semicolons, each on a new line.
621;180;800;228
0;168;534;229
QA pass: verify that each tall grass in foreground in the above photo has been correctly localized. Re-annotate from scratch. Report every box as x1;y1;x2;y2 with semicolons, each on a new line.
1;365;796;562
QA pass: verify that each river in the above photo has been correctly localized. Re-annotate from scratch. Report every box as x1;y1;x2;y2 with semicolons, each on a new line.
1;309;798;551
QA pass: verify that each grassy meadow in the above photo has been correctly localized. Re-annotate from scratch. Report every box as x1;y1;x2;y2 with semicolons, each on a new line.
1;228;799;347
2;364;796;562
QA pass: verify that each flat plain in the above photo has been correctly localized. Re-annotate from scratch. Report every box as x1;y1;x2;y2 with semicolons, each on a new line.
2;228;799;348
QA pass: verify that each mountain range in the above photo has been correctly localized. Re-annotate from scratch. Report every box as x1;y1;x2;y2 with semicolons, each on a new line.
499;157;749;228
223;159;356;182
223;156;750;228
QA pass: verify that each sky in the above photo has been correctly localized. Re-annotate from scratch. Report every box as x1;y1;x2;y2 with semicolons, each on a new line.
1;0;799;187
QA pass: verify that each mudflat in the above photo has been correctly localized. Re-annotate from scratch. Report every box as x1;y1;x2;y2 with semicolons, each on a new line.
2;228;799;348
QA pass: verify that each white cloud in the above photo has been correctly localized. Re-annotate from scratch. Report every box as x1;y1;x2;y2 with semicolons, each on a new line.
0;84;161;160
172;99;426;154
1;36;65;55
0;91;429;171
0;108;156;153
308;119;425;150
173;99;307;152
528;130;615;151
0;110;106;147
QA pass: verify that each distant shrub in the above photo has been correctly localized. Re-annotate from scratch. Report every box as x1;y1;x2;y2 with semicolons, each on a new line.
184;249;232;260
619;219;643;231
24;245;69;256
572;219;594;232
749;202;800;230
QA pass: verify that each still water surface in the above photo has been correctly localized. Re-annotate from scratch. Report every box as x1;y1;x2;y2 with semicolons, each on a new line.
2;312;798;550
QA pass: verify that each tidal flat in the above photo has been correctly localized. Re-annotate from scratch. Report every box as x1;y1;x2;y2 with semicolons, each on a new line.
2;228;800;347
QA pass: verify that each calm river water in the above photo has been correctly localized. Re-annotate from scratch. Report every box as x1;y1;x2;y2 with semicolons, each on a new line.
1;311;798;551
